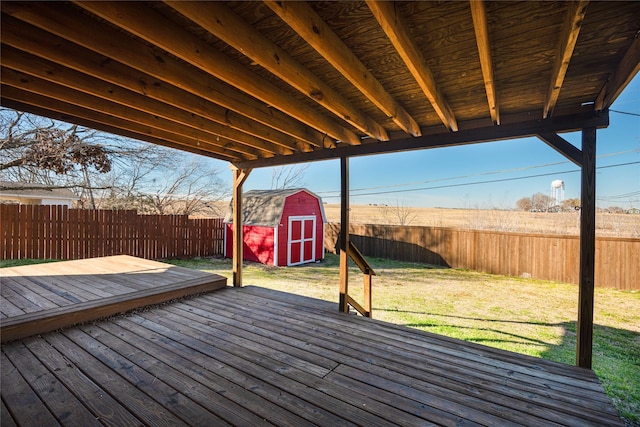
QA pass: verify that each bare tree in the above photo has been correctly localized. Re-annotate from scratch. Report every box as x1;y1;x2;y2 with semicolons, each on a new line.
138;158;228;216
1;110;111;193
1;109;228;215
516;197;532;211
380;198;417;225
270;164;309;189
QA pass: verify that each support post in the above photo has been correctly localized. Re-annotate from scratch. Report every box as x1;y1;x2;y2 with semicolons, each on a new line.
577;127;596;368
339;156;349;312
231;165;251;287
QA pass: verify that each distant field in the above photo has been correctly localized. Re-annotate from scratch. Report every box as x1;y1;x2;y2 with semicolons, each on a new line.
322;204;640;238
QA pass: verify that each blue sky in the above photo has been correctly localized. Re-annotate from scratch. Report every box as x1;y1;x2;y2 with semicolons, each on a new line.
237;74;640;209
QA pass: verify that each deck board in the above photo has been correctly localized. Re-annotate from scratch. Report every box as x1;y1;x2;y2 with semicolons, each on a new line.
0;256;227;343
1;284;624;426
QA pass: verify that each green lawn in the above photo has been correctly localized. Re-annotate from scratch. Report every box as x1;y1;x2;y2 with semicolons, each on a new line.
2;255;639;424
165;254;640;425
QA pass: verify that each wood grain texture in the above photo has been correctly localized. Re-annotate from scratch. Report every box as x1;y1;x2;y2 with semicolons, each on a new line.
1;286;623;426
0;256;227;343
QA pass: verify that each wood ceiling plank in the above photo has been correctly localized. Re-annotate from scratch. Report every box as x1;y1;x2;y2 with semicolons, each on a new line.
469;0;499;126
265;0;422;137
544;0;589;118
0;81;252;162
166;1;388;142
1;98;232;161
595;35;640;110
0;7;330;152
366;0;458;132
1;46;290;157
73;1;360;146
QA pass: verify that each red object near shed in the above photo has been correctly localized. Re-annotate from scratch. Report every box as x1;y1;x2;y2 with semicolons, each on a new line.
223;189;326;267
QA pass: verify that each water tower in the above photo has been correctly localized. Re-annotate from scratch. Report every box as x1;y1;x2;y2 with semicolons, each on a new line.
550;179;565;208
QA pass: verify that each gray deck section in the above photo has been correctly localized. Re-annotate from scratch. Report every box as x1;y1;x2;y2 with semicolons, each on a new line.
0;256;227;342
1;284;623;426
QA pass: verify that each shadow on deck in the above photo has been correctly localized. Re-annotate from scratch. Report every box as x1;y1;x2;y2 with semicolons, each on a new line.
0;257;624;427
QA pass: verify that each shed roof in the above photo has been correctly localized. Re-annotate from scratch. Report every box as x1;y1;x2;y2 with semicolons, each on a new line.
0;181;78;201
1;1;638;168
224;188;325;227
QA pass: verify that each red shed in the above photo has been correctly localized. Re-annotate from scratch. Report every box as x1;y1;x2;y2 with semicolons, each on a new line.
223;189;326;267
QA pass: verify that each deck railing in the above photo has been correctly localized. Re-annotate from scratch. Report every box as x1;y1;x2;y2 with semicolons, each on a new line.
346;241;375;317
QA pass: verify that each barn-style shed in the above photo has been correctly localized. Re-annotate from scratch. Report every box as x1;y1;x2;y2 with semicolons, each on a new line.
223;189;326;267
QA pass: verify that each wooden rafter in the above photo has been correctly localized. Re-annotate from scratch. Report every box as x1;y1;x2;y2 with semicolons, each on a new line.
166;1;388;143
367;0;458;132
1;98;233;161
74;1;360;146
595;35;640;110
0;17;308;156
265;0;422;137
0;70;266;160
0;5;332;151
1;87;244;163
469;0;499;126
1;47;287;158
544;0;589;118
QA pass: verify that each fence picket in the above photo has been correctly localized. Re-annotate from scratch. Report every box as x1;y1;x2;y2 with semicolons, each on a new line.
325;222;639;291
0;205;224;262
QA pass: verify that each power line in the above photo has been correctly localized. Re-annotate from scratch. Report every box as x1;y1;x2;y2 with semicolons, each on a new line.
315;149;639;196
610;109;640;117
320;160;640;199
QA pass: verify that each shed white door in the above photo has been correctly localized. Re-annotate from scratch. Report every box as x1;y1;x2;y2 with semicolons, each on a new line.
288;216;316;266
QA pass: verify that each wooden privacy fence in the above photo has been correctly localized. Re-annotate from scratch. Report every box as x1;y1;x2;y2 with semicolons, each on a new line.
325;223;640;291
0;204;224;260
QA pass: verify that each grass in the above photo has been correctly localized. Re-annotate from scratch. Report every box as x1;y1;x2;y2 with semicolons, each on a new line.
165;254;640;425
2;255;638;424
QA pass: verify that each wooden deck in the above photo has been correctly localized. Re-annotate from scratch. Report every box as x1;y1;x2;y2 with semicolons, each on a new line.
0;255;227;343
1;281;623;426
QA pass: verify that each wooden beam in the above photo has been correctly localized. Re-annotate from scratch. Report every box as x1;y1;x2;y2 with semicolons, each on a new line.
367;0;458;132
232;166;251;288
339;156;350;313
266;0;421;137
0;7;331;151
234;110;609;169
577;127;596;369
595;34;640;110
166;1;387;143
469;0;499;126
1;49;288;158
536;133;582;167
74;1;359;146
1;99;235;161
543;0;589;118
0;84;245;162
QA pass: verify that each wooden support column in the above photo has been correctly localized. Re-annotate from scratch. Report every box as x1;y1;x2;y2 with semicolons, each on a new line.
231;165;251;287
339;156;349;312
577;127;596;368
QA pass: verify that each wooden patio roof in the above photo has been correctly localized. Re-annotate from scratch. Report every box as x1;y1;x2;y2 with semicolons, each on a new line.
1;1;639;168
